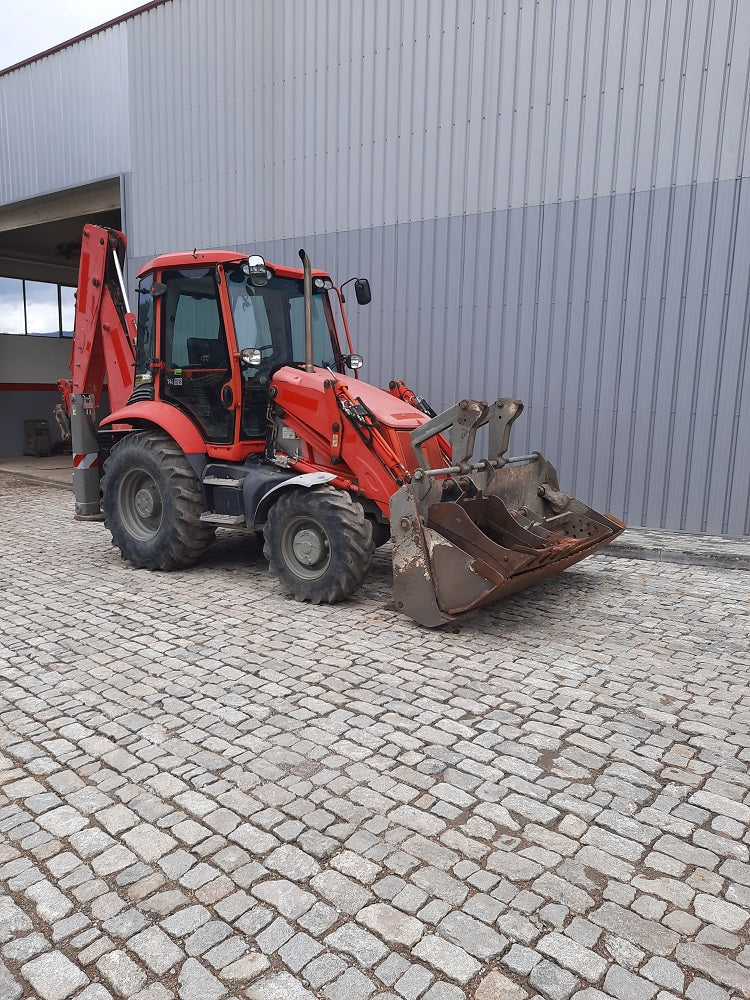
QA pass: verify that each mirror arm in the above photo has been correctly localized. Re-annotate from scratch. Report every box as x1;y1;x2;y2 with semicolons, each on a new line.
339;276;359;303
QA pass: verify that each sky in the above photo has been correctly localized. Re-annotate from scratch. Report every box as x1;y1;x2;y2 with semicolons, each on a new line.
0;0;144;71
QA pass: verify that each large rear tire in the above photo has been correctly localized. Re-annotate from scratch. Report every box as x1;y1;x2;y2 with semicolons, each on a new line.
263;487;374;603
101;429;214;570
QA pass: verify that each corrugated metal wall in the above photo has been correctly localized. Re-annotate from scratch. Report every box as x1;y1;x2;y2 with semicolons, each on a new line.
125;0;750;247
125;0;750;536
0;25;130;203
2;0;749;534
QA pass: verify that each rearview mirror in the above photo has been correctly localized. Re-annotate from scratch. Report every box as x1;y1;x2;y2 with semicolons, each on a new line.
354;278;371;305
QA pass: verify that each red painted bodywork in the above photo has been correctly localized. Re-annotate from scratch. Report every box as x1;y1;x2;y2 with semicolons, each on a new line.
271;367;444;516
136;250;333;285
99;400;207;455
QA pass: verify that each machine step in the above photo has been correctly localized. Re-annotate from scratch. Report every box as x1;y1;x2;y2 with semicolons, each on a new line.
203;476;244;489
200;512;246;525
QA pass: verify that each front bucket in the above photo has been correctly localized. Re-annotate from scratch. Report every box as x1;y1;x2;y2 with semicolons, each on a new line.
390;458;624;627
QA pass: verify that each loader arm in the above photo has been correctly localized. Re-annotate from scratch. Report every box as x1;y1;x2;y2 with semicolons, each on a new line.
60;225;138;516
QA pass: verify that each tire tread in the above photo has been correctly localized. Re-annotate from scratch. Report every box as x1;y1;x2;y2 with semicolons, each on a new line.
263;487;374;603
101;429;214;570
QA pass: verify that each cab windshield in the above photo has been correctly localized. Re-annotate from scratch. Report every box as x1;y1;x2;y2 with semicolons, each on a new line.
225;266;341;371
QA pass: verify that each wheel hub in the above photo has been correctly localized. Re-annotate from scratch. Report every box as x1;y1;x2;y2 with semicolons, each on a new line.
135;486;157;518
292;527;326;566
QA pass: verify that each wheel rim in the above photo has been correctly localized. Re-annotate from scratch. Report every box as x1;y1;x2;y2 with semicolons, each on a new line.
281;515;331;579
117;467;163;541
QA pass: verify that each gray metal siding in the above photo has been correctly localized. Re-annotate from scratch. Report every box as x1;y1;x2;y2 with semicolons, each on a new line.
2;0;750;535
123;0;750;261
131;176;750;537
0;26;130;203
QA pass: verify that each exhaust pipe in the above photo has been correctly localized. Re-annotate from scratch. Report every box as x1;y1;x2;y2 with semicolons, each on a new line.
299;248;314;373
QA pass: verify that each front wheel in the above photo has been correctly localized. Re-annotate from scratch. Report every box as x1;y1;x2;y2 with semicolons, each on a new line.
263;487;374;603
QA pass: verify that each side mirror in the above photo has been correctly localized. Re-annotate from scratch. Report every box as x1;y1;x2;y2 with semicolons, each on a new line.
354;278;371;305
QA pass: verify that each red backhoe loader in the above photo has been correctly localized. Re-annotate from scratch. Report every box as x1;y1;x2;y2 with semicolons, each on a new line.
58;225;624;627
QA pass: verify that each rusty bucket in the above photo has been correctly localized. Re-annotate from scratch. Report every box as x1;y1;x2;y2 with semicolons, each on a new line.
390;400;625;627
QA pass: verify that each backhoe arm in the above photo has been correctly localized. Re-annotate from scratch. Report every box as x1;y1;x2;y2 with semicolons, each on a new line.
60;224;137;517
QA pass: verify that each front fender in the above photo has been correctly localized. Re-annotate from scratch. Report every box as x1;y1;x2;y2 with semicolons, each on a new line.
100;401;206;456
250;472;336;525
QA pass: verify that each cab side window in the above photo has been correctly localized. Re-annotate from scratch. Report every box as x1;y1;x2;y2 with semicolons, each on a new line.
160;268;233;442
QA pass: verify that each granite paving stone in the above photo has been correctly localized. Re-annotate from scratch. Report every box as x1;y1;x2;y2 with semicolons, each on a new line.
246;971;316;999
95;949;147;997
357;902;425;946
177;957;227;1000
127;925;183;974
1;474;749;1000
325;922;389;966
474;970;528;999
19;950;89;1000
412;935;481;985
437;910;507;960
219;951;270;983
0;963;23;1000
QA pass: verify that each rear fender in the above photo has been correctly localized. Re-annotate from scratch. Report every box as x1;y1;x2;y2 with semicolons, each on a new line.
99;401;207;457
250;471;336;525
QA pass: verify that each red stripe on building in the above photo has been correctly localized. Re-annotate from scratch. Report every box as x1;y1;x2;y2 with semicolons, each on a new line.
0;383;61;391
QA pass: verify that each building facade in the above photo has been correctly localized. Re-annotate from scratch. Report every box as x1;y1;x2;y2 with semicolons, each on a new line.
1;0;748;535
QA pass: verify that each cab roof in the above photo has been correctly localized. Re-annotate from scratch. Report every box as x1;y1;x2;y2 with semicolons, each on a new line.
136;249;332;282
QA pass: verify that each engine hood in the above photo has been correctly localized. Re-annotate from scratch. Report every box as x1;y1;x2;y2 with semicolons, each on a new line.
271;366;430;430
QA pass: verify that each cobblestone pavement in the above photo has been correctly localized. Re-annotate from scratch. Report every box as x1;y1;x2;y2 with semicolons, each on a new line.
1;474;749;1000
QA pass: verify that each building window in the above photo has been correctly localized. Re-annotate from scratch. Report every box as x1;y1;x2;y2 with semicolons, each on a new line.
0;277;25;335
0;276;76;337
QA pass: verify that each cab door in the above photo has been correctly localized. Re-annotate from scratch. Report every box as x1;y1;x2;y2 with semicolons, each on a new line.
160;267;234;443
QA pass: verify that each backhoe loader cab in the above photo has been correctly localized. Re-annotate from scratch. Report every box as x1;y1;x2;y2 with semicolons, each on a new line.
62;225;624;628
130;253;357;445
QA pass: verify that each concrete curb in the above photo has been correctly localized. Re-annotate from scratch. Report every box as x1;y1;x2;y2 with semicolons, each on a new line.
0;468;72;491
599;527;750;571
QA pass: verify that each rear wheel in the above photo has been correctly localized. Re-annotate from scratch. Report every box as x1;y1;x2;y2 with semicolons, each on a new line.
263;487;374;603
101;429;214;569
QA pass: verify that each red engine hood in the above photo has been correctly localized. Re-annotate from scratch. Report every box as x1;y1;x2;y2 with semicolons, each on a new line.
271;367;430;430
